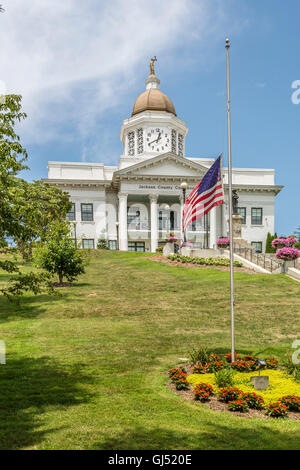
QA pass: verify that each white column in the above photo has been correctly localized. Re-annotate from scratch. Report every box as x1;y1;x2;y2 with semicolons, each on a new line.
209;206;217;249
222;202;228;236
118;192;128;251
179;194;184;234
149;194;158;253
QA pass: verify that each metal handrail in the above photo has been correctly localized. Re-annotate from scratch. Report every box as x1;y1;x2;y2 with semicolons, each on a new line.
233;244;283;273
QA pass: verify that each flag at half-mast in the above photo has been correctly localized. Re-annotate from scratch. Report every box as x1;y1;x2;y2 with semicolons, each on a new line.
182;155;224;232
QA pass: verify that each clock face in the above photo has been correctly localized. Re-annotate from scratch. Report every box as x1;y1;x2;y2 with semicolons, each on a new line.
146;128;170;153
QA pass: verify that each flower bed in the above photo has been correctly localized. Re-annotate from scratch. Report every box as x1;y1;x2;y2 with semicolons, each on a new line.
167;254;243;268
187;369;300;404
167;351;300;419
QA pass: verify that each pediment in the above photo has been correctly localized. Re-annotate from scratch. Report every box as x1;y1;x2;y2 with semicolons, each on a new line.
114;152;207;180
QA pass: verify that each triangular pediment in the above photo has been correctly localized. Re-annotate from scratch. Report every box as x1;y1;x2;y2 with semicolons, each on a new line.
114;152;208;180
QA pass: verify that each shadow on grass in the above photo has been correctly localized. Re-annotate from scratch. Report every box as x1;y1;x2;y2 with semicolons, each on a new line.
92;421;300;450
0;292;69;322
0;356;94;449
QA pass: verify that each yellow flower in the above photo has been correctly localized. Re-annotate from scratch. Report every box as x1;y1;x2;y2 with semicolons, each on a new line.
187;370;300;404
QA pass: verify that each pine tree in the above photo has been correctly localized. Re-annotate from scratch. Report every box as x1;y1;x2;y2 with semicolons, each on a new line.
265;232;277;253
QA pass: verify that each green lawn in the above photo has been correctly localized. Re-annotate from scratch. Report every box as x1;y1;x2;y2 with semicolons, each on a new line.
0;250;300;450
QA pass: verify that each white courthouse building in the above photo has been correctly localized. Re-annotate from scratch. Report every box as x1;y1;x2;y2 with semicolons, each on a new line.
45;64;283;253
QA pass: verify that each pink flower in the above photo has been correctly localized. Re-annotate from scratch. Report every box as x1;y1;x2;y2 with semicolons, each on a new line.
217;237;230;247
272;237;298;248
275;246;300;260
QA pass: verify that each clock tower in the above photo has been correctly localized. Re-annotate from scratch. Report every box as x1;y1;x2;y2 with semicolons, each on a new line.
120;59;188;162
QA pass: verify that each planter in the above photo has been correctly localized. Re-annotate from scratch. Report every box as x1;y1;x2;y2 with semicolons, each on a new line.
163;242;175;256
281;260;296;273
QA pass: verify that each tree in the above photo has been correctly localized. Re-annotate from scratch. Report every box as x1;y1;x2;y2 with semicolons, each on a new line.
294;226;300;249
0;95;28;258
34;221;86;285
265;232;277;253
0;95;73;301
10;179;72;261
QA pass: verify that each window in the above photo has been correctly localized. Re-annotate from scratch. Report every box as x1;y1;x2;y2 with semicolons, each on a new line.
127;207;140;229
82;239;94;249
170;211;175;231
251;208;263;225
128;241;145;252
159;211;163;230
66;203;75;221
251;241;262;253
81;203;93;221
237;207;246;225
108;240;117;250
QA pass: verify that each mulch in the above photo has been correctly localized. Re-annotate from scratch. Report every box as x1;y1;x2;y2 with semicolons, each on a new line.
52;282;73;288
166;364;300;421
147;255;258;274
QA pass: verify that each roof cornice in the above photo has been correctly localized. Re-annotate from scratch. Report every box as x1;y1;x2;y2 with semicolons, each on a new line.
224;184;284;195
42;178;111;188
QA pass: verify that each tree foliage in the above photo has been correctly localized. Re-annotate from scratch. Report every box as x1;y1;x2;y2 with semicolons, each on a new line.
265;232;277;253
10;179;72;260
1;271;54;305
0;94;73;301
0;95;28;251
34;221;86;285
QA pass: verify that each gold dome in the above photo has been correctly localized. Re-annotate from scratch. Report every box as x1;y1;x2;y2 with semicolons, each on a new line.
132;89;176;116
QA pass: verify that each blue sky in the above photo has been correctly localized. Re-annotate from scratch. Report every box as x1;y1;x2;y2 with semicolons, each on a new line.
1;0;299;235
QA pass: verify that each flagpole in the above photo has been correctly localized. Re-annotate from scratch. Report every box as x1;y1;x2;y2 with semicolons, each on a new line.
225;38;235;362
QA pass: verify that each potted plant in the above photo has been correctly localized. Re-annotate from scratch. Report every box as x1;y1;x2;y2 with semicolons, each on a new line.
276;246;300;272
272;237;298;250
217;237;230;253
163;232;178;256
166;232;178;243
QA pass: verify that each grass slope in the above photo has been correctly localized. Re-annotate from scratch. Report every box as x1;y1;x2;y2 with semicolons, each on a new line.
0;250;299;450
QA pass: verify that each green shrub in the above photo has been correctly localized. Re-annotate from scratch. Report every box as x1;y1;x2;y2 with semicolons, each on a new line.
169;370;189;390
283;352;300;382
97;238;108;249
265;356;279;369
217;387;243;403
265;402;288;418
242;392;265;409
227;398;249;412
167;254;242;268
279;395;300;411
214;368;235;388
193;383;214;401
189;346;210;365
265;232;277;253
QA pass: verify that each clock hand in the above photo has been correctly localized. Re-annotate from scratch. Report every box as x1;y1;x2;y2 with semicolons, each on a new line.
156;132;162;143
148;136;160;145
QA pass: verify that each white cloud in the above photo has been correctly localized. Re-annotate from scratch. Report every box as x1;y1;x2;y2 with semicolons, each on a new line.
0;0;240;161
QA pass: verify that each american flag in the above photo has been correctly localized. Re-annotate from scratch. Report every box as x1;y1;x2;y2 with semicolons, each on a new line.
182;155;224;232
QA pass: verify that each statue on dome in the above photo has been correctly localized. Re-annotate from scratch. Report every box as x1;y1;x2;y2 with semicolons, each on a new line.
150;56;157;75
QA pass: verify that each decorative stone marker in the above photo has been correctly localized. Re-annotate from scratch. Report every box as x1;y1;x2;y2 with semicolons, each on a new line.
163;242;175;256
250;359;269;390
181;246;192;257
232;214;243;239
250;375;269;391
